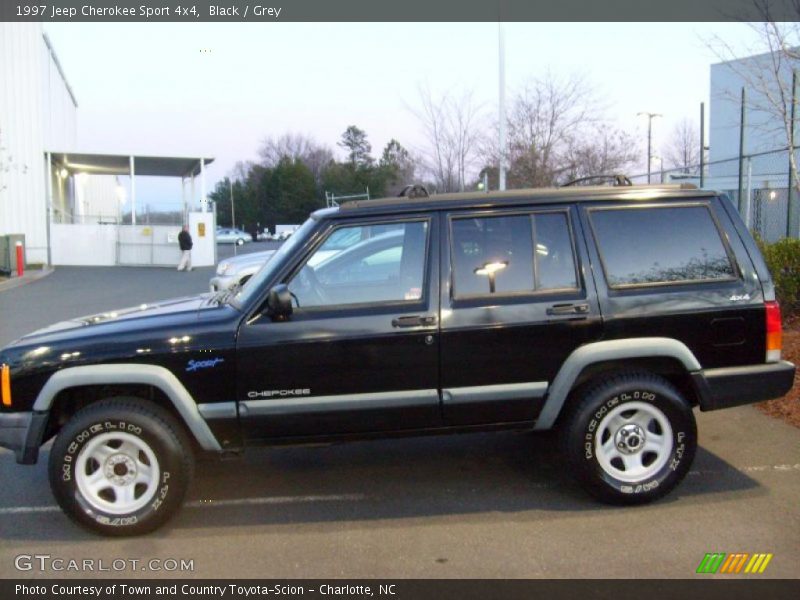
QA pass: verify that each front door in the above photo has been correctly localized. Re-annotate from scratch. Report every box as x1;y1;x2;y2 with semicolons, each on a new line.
236;214;440;441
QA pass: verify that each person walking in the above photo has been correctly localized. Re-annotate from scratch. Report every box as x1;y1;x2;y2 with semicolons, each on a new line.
177;224;193;271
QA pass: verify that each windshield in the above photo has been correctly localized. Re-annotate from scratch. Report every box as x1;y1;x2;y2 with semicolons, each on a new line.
231;217;319;307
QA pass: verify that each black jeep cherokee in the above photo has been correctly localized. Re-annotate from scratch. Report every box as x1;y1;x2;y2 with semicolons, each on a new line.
0;184;795;535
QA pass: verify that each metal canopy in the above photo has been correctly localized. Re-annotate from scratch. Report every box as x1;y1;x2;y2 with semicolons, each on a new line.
47;152;214;177
45;151;214;229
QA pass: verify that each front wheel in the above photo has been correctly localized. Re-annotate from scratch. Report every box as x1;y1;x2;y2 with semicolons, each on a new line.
561;372;697;505
236;238;244;246
48;398;194;536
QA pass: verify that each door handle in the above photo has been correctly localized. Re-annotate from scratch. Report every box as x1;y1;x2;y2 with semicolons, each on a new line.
546;303;589;316
392;315;437;328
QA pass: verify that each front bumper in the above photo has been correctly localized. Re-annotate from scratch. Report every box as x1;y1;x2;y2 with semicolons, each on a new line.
692;360;796;411
0;411;48;464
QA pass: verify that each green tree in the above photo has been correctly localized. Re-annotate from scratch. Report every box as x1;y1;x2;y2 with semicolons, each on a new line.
208;177;259;229
338;125;373;167
379;139;416;195
261;158;322;227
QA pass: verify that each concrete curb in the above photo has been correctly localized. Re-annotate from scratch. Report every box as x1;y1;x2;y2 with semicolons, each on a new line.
0;267;54;293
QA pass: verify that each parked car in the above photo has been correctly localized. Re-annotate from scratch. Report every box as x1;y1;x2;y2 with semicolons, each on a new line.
210;249;277;292
209;235;356;293
0;182;794;535
216;228;251;245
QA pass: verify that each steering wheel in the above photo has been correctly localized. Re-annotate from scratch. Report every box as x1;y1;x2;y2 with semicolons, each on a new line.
292;265;329;306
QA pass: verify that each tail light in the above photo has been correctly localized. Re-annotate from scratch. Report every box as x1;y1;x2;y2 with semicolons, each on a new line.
766;301;782;363
1;364;10;407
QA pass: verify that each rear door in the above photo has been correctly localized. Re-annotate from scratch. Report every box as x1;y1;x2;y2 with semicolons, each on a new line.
439;204;603;426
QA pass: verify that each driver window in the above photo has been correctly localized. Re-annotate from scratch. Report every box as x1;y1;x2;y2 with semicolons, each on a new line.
287;221;428;308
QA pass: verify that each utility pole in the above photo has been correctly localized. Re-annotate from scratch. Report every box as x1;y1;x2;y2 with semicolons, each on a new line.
498;22;507;191
737;88;747;213
230;178;237;256
787;70;797;238
638;112;662;184
700;102;706;188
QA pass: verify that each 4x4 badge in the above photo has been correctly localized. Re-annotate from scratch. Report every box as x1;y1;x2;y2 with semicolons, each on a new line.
729;294;750;301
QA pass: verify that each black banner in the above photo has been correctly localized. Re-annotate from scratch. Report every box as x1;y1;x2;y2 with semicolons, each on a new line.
1;0;800;23
3;579;800;600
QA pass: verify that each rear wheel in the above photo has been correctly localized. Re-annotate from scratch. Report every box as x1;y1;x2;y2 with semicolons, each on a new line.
236;238;244;246
48;397;194;536
561;372;697;504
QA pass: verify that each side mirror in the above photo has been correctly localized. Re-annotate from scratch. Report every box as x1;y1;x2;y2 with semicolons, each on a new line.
267;284;293;319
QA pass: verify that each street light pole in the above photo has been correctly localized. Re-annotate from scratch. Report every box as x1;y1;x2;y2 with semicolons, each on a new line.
230;178;237;256
498;22;507;191
638;112;662;184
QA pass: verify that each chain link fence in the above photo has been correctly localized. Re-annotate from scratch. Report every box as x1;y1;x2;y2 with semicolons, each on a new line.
629;147;798;243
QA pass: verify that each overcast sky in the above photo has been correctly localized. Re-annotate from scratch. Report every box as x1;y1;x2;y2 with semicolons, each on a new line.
44;22;765;208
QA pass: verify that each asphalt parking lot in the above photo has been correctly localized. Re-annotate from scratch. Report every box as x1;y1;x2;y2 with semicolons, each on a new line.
0;251;798;579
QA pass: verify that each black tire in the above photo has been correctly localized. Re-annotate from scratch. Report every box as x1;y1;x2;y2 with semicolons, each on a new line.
236;238;244;246
48;397;194;536
561;371;697;505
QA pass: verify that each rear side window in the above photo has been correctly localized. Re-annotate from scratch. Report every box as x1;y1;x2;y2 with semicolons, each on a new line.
589;204;737;288
450;211;578;297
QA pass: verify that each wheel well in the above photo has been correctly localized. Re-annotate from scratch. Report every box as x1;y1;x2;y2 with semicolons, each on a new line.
552;357;700;428
43;384;197;449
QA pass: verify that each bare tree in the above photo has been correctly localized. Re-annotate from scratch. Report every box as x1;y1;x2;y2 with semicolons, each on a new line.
562;127;640;183
410;85;485;192
449;90;484;192
258;133;313;166
303;147;335;188
663;118;700;173
477;72;636;188
257;132;333;186
230;160;255;182
506;73;596;187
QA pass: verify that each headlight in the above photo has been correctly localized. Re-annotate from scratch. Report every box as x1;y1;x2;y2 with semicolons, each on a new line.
216;262;230;275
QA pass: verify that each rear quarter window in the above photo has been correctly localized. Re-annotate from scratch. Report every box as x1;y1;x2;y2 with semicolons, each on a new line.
588;204;737;288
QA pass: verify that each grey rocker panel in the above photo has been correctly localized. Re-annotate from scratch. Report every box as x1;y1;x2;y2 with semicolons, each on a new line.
33;364;222;451
442;381;548;404
534;337;702;430
240;389;440;416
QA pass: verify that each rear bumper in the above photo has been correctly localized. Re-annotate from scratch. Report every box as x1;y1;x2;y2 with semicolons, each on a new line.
692;361;796;412
0;411;48;464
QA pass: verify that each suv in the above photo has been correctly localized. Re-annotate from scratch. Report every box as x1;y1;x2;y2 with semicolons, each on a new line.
0;184;794;535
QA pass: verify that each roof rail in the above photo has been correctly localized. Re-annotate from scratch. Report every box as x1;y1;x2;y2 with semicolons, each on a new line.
560;174;633;188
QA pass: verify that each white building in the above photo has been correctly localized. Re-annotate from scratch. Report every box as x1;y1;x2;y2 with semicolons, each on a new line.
0;23;78;265
707;48;799;240
0;24;216;267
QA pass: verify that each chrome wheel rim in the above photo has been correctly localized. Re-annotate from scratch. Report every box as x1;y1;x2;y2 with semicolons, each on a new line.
75;431;160;515
595;401;673;483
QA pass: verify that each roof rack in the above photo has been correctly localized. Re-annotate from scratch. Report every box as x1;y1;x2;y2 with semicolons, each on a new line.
398;184;430;198
560;174;633;187
337;182;707;213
